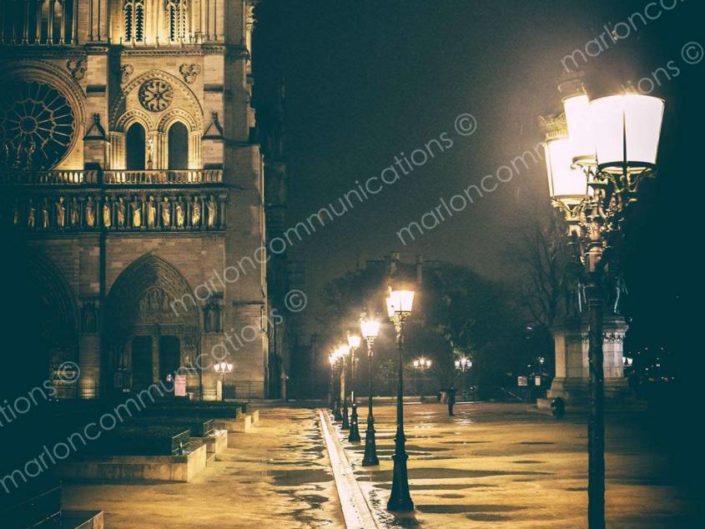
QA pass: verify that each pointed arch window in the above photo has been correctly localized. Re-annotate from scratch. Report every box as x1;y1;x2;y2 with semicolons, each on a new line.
126;123;146;170
166;0;188;42
124;0;145;43
168;122;189;169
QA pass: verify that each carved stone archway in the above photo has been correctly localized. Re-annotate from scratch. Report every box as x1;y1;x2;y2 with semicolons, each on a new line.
104;253;200;394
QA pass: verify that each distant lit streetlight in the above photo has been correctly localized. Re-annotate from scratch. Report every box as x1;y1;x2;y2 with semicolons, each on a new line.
360;315;381;466
386;284;415;513
335;344;350;429
412;356;432;402
214;361;233;401
329;351;342;421
543;81;664;529
347;332;362;442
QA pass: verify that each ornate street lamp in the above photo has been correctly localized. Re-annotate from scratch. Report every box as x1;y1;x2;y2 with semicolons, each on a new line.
454;356;472;372
360;315;381;466
213;361;233;401
543;84;664;529
347;332;362;442
412;356;431;402
336;344;351;430
386;284;415;513
454;356;472;400
329;351;342;420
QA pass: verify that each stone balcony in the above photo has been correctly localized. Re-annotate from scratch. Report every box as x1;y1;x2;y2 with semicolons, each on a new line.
0;169;223;186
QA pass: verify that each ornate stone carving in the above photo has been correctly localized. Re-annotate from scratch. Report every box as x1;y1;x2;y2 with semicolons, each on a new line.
120;64;134;85
139;79;174;112
85;197;96;227
67;58;86;80
81;300;99;333
179;63;201;84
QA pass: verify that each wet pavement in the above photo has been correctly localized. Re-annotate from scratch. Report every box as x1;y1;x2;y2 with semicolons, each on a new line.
62;408;345;529
333;401;697;529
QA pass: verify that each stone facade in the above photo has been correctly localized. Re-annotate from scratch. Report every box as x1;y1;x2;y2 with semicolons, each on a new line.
0;1;269;398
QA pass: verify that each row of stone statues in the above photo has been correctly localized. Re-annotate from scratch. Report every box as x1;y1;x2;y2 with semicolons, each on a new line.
12;194;222;230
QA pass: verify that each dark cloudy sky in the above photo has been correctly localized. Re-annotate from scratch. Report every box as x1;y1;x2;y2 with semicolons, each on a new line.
254;0;700;340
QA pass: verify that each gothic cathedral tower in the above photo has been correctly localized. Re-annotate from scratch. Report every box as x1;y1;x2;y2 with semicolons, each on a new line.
0;1;270;399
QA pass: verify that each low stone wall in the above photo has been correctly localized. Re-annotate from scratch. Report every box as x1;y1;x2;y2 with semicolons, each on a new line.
201;430;228;456
57;444;207;483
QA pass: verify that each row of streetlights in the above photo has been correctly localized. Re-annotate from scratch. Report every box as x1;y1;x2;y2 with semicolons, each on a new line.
328;286;416;512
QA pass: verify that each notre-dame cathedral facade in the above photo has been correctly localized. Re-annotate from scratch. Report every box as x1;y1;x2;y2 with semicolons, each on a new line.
0;0;273;399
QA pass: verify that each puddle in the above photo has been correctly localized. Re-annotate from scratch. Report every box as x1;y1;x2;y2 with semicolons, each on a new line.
271;468;333;486
466;513;512;521
410;483;497;491
417;504;526;514
357;467;550;480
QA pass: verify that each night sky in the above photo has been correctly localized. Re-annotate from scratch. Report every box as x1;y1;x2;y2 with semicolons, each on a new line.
254;0;700;348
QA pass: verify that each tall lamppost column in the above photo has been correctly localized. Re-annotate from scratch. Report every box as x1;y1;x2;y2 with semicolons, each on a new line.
361;316;380;466
386;286;415;513
338;345;350;430
542;86;664;529
347;332;362;442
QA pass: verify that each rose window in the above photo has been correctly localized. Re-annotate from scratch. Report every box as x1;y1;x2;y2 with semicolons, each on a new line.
139;79;174;112
0;81;76;171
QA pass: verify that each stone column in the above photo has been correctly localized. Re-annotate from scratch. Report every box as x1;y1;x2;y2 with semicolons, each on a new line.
540;314;638;410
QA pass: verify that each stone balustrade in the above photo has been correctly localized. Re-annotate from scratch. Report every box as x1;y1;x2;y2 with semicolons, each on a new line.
0;169;223;186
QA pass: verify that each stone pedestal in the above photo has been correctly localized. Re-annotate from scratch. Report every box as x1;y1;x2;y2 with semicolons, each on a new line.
538;315;642;411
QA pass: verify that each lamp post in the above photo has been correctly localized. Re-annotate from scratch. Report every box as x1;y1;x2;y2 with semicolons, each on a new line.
360;316;380;466
412;356;431;402
386;285;415;513
542;84;664;529
329;351;342;420
337;344;350;430
454;356;472;400
347;332;362;442
213;361;233;401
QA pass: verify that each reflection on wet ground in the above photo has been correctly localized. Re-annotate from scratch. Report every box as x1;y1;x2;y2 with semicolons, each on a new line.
64;408;345;529
333;402;694;529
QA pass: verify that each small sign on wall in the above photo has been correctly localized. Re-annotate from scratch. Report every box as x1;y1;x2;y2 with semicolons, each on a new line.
174;375;187;397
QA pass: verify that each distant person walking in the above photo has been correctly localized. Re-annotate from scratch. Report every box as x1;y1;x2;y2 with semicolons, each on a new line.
447;386;457;416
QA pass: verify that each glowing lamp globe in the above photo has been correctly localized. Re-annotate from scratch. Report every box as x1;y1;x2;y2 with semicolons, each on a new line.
591;94;664;172
386;288;415;318
544;136;590;206
562;94;595;165
360;318;380;339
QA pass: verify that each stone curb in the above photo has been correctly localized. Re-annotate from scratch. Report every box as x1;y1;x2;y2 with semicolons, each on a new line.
318;409;380;529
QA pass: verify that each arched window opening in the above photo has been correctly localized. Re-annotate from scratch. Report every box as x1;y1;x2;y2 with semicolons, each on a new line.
124;0;145;43
167;0;188;42
168;122;189;170
126;123;146;170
